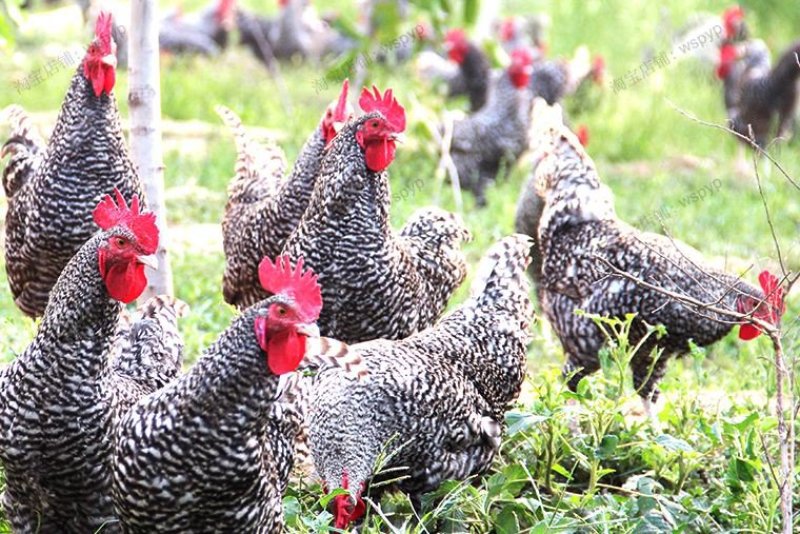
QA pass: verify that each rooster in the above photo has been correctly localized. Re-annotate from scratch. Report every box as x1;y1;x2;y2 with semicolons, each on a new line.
528;99;784;415
717;38;800;149
2;13;144;318
308;234;534;528
219;79;353;309
112;256;366;533
448;47;534;207
283;86;470;344
159;0;237;56
103;295;189;428
0;191;158;533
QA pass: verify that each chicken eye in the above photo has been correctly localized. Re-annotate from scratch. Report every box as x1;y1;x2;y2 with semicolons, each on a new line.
115;237;127;247
371;121;379;128
276;307;287;316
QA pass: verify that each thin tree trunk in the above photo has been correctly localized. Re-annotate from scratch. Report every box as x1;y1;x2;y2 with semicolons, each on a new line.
129;0;173;299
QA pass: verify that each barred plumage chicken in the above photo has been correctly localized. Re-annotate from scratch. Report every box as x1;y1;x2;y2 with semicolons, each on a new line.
528;99;783;412
448;48;534;207
443;29;491;112
103;295;189;429
219;79;353;309
308;234;534;529
283;86;470;344
0;192;158;533
2;13;144;318
112;256;366;533
159;0;236;56
717;38;800;148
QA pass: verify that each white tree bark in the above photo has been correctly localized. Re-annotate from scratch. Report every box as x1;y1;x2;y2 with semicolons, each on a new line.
128;0;173;299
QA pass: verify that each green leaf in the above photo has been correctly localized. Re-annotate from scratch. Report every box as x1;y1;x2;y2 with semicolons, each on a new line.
551;463;572;480
596;434;620;458
654;434;694;454
494;505;520;534
462;0;478;26
505;411;548;435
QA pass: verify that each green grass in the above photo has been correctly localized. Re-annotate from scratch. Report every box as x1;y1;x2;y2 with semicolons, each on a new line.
1;0;800;531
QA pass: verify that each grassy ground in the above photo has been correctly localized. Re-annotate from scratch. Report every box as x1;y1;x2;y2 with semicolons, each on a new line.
1;0;800;532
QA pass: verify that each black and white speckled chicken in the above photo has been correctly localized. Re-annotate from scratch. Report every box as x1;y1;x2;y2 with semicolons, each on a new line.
529;99;783;413
0;192;158;533
442;29;491;112
219;80;353;309
283;86;470;344
717;38;800;149
307;234;534;529
103;295;189;429
112;256;366;533
159;0;236;56
448;48;534;207
2;13;144;318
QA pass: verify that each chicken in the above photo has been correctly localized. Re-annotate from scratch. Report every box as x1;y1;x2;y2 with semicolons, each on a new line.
237;0;344;64
717;38;800;149
448;48;534;207
158;0;236;56
282;86;471;344
442;29;491;112
529;46;604;106
308;234;534;528
112;256;366;533
496;14;548;53
0;191;158;533
2;13;144;318
219;79;353;309
528;99;784;413
103;295;189;429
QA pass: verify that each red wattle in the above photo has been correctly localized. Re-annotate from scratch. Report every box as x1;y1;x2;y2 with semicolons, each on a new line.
364;139;396;172
738;323;761;341
267;330;307;375
104;66;116;94
103;260;147;303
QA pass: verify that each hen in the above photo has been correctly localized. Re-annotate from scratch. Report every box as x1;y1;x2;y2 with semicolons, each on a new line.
308;234;534;529
103;295;189;429
528;100;784;412
717;38;800;148
0;192;158;533
112;256;366;533
448;48;534;207
283;86;470;344
219;79;353;309
2;13;144;318
159;0;236;56
442;29;492;112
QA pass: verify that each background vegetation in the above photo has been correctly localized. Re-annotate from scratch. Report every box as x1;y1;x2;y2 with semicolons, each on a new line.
1;0;799;531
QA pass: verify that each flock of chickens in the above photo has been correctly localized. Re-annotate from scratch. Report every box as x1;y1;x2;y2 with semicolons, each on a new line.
0;3;794;533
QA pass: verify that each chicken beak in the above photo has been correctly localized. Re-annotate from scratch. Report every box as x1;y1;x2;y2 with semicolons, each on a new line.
137;254;159;270
296;323;321;338
101;54;117;67
332;120;345;134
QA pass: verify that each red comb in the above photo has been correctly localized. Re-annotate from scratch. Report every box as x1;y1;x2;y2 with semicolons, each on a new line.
499;18;516;42
94;11;114;45
216;0;236;21
511;47;534;66
576;125;590;146
723;6;744;38
93;189;158;254
359;86;406;133
738;270;785;340
444;28;466;46
333;79;350;121
258;256;322;322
